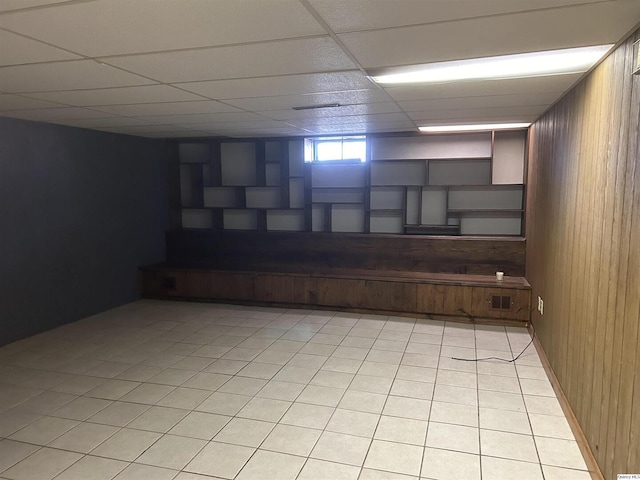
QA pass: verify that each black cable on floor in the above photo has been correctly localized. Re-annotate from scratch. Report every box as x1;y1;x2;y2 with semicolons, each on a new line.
451;308;537;363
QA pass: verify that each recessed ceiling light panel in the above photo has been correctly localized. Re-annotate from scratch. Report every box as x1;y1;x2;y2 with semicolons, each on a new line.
419;123;531;133
370;45;613;84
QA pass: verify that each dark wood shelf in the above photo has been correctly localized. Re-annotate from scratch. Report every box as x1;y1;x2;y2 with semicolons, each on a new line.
371;157;492;163
266;208;305;211
312;201;365;205
404;225;460;235
371;183;424;187
218;185;258;188
370;209;404;214
447;184;524;189
312;186;366;190
448;209;524;214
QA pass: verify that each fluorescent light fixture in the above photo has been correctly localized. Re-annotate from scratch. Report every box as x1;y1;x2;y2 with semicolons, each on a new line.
370;45;613;84
292;103;341;111
419;123;530;133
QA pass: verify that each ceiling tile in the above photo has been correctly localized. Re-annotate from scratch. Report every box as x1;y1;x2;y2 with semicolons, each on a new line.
338;1;640;68
24;85;206;106
288;112;413;127
212;127;313;138
102;37;356;83
308;0;607;32
0;0;326;56
383;74;583;101
49;117;154;128
97;124;199;134
195;120;293;129
0;93;65;110
398;91;564;112
177;71;373;99
263;102;402;120
92;100;241;117
306;126;414;135
223;89;391;111
182;120;298;131
306;123;412;135
133;112;267;125
0;29;80;66
1;107;114;121
0;60;155;93
0;0;70;12
140;131;211;138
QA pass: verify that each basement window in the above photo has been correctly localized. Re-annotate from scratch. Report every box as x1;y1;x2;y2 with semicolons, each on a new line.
304;136;367;163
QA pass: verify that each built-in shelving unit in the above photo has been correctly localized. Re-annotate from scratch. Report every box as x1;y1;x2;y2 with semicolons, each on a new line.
369;131;526;235
179;139;306;232
176;130;527;236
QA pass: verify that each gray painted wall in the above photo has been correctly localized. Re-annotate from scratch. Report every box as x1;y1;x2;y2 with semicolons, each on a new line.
0;117;168;346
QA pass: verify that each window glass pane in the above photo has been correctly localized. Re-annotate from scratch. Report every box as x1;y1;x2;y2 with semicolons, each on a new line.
343;140;366;162
306;136;366;162
316;141;343;161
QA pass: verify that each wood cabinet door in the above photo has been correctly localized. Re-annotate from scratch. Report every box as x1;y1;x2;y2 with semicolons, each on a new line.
365;280;417;312
416;283;446;314
503;289;531;321
471;287;504;319
315;278;366;308
209;272;255;300
254;274;297;303
183;271;211;298
442;285;474;318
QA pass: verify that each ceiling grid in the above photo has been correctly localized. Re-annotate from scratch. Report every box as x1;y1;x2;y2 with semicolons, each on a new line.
0;0;638;138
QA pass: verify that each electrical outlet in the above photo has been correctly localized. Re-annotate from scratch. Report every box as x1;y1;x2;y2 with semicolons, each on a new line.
537;296;544;315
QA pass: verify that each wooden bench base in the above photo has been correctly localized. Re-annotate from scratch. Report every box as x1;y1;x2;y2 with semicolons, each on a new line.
140;267;531;323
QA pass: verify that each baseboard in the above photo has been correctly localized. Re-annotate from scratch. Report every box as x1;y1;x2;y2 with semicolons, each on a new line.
528;324;604;480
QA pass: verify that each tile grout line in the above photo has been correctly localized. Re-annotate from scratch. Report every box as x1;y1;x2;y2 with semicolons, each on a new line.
512;322;546;479
293;312;388;480
0;303;588;480
476;324;483;480
357;318;412;478
220;308;333;480
420;318;445;480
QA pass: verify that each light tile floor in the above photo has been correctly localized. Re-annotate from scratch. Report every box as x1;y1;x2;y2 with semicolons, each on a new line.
0;300;592;480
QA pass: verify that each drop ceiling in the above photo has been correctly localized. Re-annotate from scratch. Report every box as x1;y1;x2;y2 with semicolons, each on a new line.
0;0;638;138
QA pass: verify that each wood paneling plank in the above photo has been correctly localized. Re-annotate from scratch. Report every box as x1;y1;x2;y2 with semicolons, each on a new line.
510;289;531;322
611;39;640;477
526;30;640;479
316;278;366;309
365;280;417;312
604;36;636;480
442;285;473;318
579;62;608;434
417;283;446;314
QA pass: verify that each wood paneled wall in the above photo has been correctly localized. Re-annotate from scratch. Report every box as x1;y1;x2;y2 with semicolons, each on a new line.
526;30;640;479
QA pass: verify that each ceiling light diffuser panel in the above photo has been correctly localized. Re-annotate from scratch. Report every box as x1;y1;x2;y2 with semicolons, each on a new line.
419;123;531;133
369;45;613;84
